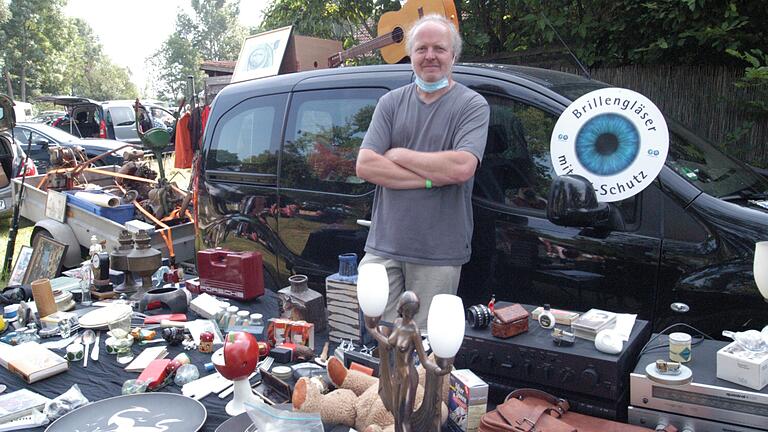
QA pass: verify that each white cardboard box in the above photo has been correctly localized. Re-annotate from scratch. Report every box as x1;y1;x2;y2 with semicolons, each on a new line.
716;341;768;390
448;369;488;432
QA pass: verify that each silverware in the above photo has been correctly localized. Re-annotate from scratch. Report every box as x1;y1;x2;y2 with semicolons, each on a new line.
82;329;95;367
90;331;100;361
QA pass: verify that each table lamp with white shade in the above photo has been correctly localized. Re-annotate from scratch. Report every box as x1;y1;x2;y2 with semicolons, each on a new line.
755;241;768;301
357;263;465;431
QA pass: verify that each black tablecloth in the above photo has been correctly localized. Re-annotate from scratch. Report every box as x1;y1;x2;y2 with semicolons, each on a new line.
4;289;333;432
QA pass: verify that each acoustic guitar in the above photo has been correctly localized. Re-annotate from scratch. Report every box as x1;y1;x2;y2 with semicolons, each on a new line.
328;0;459;68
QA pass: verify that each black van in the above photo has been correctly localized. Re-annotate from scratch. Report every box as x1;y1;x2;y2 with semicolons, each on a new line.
196;64;768;335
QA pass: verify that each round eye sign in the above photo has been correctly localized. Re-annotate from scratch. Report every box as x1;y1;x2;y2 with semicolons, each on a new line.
550;88;669;202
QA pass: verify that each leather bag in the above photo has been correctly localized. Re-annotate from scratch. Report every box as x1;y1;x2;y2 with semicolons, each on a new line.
479;389;675;432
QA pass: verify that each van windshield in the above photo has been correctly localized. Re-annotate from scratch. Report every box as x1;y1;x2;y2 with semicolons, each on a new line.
551;82;768;199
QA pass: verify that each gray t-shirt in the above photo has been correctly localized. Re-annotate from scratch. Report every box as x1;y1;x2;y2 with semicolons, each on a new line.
361;82;490;265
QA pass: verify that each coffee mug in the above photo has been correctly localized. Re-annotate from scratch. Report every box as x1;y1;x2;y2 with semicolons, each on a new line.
3;305;18;321
105;337;119;355
66;343;84;361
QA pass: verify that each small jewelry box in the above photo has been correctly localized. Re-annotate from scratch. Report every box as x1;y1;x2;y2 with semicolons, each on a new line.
491;303;529;339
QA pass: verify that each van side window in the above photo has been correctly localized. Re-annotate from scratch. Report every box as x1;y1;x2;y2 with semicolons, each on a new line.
207;94;287;173
109;107;135;126
475;94;639;225
282;88;386;194
474;94;557;212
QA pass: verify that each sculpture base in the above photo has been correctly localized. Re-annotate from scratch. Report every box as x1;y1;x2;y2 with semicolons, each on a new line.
225;378;261;416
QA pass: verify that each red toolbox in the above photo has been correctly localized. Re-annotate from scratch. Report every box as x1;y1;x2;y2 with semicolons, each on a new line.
196;249;265;300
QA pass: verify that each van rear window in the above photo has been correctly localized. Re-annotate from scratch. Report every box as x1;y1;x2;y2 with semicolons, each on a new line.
207;94;287;174
109;107;135;126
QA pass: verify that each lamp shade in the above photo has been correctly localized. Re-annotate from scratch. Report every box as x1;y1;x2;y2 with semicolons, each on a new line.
357;263;389;318
755;241;768;300
427;294;465;358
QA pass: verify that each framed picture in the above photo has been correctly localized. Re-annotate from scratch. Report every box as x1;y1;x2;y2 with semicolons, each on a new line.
8;246;33;286
232;26;293;83
23;236;68;284
45;190;67;223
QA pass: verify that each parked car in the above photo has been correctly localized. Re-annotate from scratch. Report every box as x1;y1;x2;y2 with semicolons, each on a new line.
101;100;175;145
0;96;38;215
31;110;66;125
12;122;128;174
196;64;768;335
37;96;175;145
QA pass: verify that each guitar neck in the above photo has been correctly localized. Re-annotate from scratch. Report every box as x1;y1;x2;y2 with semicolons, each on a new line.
333;31;398;64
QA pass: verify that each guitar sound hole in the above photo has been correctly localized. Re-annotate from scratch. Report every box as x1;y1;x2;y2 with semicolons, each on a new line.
392;27;404;43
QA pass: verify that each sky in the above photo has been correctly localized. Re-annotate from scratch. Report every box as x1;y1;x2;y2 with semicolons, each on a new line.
63;0;271;95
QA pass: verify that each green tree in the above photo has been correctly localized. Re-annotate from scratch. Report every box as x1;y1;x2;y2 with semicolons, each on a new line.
149;0;246;101
2;1;136;101
148;32;204;102
2;0;69;101
456;0;768;68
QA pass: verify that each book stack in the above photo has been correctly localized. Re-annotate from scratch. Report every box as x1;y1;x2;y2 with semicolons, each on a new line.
571;309;617;341
0;389;50;425
1;342;68;383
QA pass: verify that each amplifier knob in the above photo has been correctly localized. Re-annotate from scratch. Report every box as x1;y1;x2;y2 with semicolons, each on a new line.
559;368;574;383
580;368;599;387
523;360;534;377
468;350;480;366
542;363;553;380
500;354;516;370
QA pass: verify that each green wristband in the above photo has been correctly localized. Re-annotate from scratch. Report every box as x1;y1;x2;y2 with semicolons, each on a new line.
425;179;433;189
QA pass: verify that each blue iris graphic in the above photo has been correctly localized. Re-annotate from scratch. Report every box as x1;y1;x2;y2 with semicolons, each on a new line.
575;113;639;175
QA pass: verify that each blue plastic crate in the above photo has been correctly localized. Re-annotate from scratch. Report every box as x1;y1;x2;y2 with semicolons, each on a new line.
64;191;135;225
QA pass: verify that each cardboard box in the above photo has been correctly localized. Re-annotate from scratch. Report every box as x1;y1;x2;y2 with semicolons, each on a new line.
288;321;315;350
717;341;768;390
448;369;488;432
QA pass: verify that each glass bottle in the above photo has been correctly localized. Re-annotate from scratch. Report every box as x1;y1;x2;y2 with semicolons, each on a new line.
214;302;230;330
80;263;93;306
235;310;250;327
249;313;264;327
226;306;240;328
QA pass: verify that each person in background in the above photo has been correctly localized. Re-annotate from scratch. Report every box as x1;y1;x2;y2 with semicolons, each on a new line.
355;14;490;328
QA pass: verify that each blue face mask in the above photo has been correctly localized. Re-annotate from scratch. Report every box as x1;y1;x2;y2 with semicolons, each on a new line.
415;76;449;93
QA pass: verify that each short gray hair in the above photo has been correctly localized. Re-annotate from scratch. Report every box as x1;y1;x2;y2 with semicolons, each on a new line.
406;14;462;61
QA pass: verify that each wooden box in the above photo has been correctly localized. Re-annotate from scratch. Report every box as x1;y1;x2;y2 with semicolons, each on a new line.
280;35;342;73
491;303;529;339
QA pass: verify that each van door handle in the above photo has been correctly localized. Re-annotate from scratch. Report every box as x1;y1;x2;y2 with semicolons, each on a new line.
356;219;371;228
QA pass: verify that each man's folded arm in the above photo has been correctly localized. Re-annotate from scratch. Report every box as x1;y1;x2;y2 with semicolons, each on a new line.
383;148;478;187
356;148;426;189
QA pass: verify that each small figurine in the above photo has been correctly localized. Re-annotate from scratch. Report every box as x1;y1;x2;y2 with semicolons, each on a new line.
655;359;682;375
162;327;186;346
199;331;214;353
488;294;496;314
552;327;576;346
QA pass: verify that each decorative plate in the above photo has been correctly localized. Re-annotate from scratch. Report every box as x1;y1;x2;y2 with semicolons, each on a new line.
78;304;133;329
46;392;207;432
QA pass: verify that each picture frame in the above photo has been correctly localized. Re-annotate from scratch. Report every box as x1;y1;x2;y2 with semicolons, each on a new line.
23;236;68;284
8;246;33;286
231;26;293;83
45;190;67;223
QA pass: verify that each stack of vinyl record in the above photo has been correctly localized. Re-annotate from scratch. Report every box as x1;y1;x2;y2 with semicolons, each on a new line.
571;309;617;341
